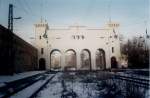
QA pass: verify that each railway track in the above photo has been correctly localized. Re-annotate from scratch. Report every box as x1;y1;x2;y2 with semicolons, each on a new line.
0;70;149;98
28;74;56;98
113;74;150;89
0;71;56;98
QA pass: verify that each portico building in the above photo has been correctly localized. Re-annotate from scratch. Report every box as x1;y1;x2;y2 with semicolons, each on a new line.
34;20;121;70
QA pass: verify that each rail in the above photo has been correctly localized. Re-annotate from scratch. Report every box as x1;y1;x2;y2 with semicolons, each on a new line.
29;74;56;98
113;74;150;89
0;71;50;98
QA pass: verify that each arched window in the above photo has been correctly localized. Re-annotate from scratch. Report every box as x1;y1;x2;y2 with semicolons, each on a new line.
65;49;76;70
50;50;61;70
96;49;106;70
81;49;91;70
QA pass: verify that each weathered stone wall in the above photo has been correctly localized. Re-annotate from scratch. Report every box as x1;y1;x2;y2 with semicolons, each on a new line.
0;25;38;75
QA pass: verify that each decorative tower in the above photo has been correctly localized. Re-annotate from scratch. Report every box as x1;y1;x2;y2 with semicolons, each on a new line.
34;19;49;70
107;22;121;68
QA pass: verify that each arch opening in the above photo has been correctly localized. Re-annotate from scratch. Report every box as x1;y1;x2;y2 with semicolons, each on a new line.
80;49;91;70
65;49;76;70
50;50;61;70
96;49;106;70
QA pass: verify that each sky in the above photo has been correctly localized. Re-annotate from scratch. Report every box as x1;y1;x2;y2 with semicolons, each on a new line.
0;0;149;43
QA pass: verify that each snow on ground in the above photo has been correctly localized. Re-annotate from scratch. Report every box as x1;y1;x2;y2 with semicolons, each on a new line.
0;71;45;87
36;73;63;98
115;72;149;80
35;72;113;98
65;82;100;98
145;89;150;98
0;71;45;83
1;71;148;98
35;71;149;98
10;73;54;98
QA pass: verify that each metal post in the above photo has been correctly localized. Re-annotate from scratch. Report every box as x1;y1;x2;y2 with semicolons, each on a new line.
8;4;13;32
8;4;21;74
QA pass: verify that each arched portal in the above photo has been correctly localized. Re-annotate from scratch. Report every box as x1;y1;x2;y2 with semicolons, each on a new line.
39;58;46;70
96;49;106;70
50;50;61;70
65;49;76;70
80;49;91;70
111;56;118;68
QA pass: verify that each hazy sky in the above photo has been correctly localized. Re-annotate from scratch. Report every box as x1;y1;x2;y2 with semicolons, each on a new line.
0;0;149;43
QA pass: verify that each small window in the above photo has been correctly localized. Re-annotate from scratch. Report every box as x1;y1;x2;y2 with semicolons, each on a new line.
41;48;44;54
72;35;75;39
112;47;114;53
114;35;118;39
100;37;104;39
77;35;80;39
56;37;61;39
39;36;41;39
81;35;84;39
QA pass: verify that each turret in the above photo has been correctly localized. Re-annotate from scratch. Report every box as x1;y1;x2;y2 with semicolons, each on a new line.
34;19;49;47
34;19;49;70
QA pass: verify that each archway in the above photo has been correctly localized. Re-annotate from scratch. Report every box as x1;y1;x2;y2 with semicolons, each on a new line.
81;49;91;70
50;50;61;70
111;56;118;68
96;49;106;70
65;49;76;70
39;58;46;70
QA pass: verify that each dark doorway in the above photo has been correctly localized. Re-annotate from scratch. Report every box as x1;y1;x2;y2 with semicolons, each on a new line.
111;56;118;68
39;58;46;70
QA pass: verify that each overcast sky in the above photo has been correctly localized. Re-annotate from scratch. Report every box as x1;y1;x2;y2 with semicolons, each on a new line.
0;0;149;43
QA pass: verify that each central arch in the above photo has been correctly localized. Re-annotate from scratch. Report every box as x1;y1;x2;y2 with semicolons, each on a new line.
64;49;77;70
80;49;91;70
96;49;106;70
50;49;61;70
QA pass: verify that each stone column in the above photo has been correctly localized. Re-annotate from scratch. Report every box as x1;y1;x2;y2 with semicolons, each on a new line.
105;47;111;69
61;51;65;70
91;51;96;70
76;51;81;70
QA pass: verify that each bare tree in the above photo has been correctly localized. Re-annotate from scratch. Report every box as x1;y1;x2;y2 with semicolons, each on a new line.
121;37;149;68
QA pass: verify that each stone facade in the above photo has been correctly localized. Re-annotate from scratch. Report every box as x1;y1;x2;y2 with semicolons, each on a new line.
34;20;121;70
